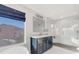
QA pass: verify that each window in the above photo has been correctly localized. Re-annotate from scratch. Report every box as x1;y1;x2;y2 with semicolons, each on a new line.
0;4;25;47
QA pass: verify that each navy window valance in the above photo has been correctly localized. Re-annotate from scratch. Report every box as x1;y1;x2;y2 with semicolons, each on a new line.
0;4;25;22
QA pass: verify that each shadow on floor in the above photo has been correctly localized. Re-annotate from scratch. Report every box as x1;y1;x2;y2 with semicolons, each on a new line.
53;43;78;52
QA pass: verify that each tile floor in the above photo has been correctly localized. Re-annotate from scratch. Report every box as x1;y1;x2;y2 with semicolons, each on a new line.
0;43;79;54
0;43;29;54
44;43;79;54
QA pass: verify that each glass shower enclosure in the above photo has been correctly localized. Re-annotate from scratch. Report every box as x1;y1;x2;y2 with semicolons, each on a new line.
54;15;79;47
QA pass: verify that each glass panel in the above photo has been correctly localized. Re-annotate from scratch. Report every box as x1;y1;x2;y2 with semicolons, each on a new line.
0;17;24;47
55;17;79;46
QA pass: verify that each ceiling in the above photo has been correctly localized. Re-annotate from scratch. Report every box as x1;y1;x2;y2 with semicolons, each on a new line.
23;4;79;20
3;4;79;21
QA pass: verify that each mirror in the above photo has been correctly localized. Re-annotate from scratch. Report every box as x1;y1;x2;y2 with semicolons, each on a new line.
33;14;45;32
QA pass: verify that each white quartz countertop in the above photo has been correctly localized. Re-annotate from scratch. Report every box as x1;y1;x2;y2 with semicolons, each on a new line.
31;35;52;38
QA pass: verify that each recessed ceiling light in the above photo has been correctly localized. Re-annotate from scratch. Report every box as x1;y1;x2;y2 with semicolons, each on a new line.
51;24;53;28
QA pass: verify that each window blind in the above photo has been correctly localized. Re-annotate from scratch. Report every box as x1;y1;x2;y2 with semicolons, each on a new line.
0;4;25;22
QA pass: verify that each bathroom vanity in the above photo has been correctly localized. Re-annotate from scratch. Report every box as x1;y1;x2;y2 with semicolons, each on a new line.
31;35;53;54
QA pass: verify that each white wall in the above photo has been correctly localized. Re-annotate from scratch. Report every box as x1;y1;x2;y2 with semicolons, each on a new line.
25;4;79;37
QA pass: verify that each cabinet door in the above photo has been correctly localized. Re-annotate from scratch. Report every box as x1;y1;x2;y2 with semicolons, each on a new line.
44;36;53;49
37;38;44;53
43;39;48;51
31;38;38;54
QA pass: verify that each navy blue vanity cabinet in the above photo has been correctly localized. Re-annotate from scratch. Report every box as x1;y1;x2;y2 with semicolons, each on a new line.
31;36;53;54
31;38;38;54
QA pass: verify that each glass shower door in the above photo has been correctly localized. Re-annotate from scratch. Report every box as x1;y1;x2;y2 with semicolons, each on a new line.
55;17;79;47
